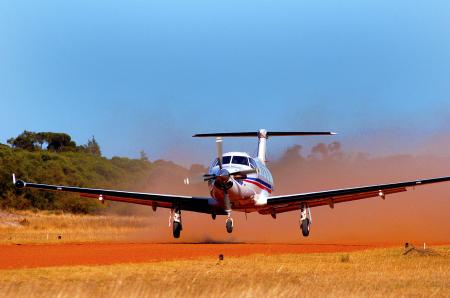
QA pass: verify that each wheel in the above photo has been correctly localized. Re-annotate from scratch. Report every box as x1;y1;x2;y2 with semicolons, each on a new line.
211;213;216;220
301;218;310;237
173;221;182;238
226;218;233;233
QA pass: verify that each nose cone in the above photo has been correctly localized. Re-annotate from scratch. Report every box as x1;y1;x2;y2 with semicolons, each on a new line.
216;168;230;183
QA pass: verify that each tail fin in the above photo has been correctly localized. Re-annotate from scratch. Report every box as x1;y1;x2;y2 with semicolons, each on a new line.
193;129;336;164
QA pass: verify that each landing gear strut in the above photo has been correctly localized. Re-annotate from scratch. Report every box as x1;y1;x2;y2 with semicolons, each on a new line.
172;209;182;238
223;187;233;233
300;205;311;237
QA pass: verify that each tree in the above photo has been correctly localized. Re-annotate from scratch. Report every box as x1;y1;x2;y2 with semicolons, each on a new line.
84;136;101;156
140;150;149;162
44;132;76;152
7;131;77;152
7;131;39;151
35;133;46;149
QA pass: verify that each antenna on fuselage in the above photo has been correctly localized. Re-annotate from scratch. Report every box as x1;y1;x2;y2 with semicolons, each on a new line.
193;129;337;164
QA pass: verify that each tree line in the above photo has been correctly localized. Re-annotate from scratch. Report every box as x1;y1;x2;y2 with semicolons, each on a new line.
0;131;151;214
7;131;101;155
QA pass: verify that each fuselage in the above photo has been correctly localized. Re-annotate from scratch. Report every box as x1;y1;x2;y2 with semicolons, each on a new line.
208;152;274;213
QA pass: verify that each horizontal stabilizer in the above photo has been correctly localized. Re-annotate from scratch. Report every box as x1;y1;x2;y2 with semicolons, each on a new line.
193;131;336;138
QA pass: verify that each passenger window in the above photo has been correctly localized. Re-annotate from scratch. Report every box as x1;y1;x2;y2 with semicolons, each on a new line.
249;158;257;169
232;156;249;166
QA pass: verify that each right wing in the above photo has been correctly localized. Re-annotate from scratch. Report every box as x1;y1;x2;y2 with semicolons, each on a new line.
13;177;226;215
260;176;450;214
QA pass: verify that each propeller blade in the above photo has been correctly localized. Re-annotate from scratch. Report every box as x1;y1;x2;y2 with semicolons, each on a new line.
230;169;257;176
216;137;223;169
184;176;202;185
227;169;257;180
184;174;216;185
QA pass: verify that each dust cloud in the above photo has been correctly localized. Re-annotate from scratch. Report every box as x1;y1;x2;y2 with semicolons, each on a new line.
110;139;450;245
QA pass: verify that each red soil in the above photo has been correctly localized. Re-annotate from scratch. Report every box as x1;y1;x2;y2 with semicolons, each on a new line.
0;243;378;269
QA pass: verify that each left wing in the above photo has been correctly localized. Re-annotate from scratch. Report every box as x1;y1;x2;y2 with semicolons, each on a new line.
13;177;226;215
260;176;450;214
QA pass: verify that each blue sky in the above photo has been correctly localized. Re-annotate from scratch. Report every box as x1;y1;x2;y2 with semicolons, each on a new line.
1;1;449;165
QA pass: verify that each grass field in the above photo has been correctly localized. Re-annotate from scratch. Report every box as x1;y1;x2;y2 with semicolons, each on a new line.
0;210;152;243
0;246;449;297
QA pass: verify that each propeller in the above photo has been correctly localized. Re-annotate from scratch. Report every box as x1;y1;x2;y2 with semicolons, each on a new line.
184;136;256;185
183;137;258;216
183;174;215;185
183;136;256;187
217;137;234;214
184;168;257;185
216;137;223;169
184;138;223;185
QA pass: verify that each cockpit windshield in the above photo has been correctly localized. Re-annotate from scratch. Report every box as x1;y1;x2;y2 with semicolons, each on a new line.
222;156;231;164
232;156;249;166
211;155;248;167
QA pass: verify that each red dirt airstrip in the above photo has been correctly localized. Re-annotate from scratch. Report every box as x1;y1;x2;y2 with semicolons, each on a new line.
0;243;378;269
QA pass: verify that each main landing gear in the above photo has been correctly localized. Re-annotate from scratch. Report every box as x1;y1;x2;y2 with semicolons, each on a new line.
171;208;234;238
300;205;311;237
226;216;233;233
171;209;182;239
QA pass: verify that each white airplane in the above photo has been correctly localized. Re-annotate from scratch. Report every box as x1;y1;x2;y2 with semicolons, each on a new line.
13;129;450;238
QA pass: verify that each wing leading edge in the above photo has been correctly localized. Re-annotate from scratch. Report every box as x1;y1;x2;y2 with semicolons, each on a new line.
262;176;450;215
13;179;226;215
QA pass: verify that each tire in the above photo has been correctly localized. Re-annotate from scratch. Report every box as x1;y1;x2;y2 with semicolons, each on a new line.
173;221;182;238
301;218;310;237
226;219;233;233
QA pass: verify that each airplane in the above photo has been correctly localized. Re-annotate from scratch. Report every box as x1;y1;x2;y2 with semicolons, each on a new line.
12;129;450;238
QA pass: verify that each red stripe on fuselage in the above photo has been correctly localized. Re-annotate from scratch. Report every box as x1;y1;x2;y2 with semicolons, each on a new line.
244;179;272;193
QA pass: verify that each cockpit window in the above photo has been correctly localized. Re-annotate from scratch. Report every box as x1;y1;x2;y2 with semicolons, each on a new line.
222;156;231;164
232;156;249;166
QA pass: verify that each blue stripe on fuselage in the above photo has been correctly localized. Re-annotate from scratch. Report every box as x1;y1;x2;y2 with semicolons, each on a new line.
244;177;273;190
